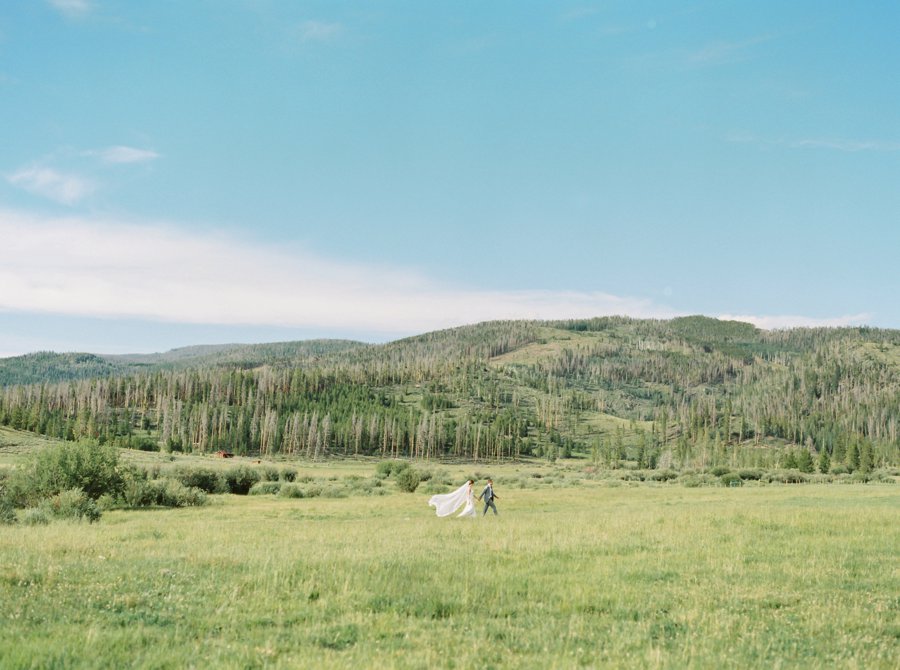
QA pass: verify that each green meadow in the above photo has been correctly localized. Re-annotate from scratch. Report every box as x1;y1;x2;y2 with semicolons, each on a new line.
1;471;897;669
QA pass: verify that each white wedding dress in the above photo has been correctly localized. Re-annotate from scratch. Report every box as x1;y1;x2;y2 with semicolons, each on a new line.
428;482;476;518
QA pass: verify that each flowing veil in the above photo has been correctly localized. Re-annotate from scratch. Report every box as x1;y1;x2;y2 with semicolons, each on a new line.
428;482;476;518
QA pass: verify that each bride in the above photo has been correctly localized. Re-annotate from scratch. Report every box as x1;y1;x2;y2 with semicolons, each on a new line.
428;479;476;518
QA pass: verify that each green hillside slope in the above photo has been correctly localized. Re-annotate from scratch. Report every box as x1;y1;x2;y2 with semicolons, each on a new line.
0;317;898;471
103;339;368;369
0;352;128;386
0;340;369;386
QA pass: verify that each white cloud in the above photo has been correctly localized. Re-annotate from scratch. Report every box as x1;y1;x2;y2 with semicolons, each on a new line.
727;133;900;152
687;34;775;66
48;0;92;18
295;20;343;43
88;145;160;164
0;210;681;335
6;167;94;205
1;210;872;338
717;313;872;330
788;138;900;152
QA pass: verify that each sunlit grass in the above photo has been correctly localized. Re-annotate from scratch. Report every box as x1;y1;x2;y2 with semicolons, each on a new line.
1;483;897;668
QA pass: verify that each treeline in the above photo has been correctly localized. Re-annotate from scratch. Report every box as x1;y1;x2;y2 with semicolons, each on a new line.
0;352;127;387
0;365;534;461
501;318;900;468
0;341;369;387
0;318;898;468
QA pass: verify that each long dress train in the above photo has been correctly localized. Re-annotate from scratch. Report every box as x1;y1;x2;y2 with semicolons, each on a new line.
428;482;476;518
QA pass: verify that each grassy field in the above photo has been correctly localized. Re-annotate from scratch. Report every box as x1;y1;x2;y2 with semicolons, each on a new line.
1;477;897;668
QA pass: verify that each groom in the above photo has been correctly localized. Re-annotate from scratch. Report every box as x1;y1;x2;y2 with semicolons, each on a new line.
477;478;499;516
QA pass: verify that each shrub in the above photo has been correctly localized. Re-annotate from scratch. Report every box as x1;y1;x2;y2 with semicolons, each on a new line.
829;464;848;475
616;471;645;482
168;466;226;494
278;483;305;499
120;477;206;508
121;478;156;508
249;481;283;495
8;441;122;506
394;467;421;493
738;469;763;481
708;466;731;477
223;466;261;495
720;472;743;487
763;470;809;484
259;465;281;482
152;479;207;507
343;476;377;495
649;469;678;482
280;467;298;482
130;437;160;452
22;507;50;525
41;488;102;523
97;493;118;511
376;460;410;478
0;500;16;525
679;474;719;488
873;469;897;483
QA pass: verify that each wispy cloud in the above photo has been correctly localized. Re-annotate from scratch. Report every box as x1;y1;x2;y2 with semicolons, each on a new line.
787;138;900;152
48;0;93;18
295;20;343;43
7;145;157;204
628;32;777;73
718;313;872;330
687;34;775;66
0;210;681;336
560;7;600;22
728;133;900;152
86;145;160;164
6;167;94;205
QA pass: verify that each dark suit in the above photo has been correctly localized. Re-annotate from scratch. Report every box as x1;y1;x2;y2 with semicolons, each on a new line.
478;483;498;515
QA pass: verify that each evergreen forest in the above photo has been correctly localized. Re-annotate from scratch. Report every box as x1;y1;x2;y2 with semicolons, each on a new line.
1;316;898;472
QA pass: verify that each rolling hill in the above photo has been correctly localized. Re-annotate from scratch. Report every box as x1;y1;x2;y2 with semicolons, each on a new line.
0;339;368;386
0;316;898;471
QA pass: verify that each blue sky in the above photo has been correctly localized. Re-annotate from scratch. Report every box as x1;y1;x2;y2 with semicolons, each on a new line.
1;1;899;356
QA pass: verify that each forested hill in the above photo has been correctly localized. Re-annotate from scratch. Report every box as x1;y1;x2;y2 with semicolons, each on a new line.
0;352;128;387
104;339;367;370
1;316;898;471
0;340;367;386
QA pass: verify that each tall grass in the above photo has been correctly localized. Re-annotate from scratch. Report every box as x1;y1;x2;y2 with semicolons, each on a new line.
0;485;897;668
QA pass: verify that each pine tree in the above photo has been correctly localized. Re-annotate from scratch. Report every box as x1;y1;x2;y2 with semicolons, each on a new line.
782;450;799;470
817;448;830;474
858;441;873;474
847;442;860;473
796;448;814;473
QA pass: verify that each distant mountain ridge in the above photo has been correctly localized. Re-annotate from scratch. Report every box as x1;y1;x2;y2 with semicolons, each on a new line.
0;339;368;386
